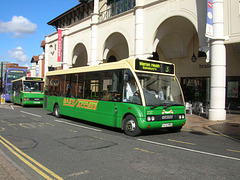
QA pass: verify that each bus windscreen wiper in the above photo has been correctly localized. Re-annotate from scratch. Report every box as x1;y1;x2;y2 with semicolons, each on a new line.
163;103;183;109
150;103;165;110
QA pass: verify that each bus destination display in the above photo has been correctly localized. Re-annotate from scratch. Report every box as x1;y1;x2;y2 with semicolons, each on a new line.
26;77;43;81
135;59;174;74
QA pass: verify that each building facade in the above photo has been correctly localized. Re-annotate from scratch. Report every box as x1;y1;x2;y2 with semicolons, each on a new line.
45;0;240;120
30;41;46;78
0;61;11;93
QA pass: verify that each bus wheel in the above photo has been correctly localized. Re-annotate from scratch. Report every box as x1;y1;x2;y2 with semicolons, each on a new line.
167;126;182;133
53;104;61;118
123;115;141;137
21;99;24;107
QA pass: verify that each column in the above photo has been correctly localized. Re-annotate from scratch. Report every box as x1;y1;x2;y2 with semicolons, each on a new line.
89;0;99;66
208;0;226;120
135;4;144;59
62;32;69;69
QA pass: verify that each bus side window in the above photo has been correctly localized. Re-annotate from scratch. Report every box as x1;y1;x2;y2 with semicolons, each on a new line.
101;71;113;101
60;75;65;97
65;74;72;97
84;72;100;100
45;77;49;95
101;70;122;102
63;74;77;98
49;76;55;96
76;73;84;98
19;81;22;95
123;70;141;105
54;76;60;96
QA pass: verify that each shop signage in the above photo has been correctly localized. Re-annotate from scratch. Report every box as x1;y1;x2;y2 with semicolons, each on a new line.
205;0;213;38
199;64;211;69
57;29;62;63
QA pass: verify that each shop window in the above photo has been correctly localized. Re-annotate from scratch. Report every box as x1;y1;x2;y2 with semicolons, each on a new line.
181;77;210;105
226;77;240;110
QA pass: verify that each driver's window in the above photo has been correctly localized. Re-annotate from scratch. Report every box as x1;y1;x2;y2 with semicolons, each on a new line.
123;70;141;105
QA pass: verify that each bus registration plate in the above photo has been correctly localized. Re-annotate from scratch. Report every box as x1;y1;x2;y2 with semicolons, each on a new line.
162;123;173;127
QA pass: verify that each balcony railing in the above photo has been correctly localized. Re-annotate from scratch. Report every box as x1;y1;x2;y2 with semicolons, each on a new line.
99;0;135;22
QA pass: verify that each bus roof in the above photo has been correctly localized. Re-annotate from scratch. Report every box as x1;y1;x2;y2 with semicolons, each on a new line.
46;58;175;76
6;68;27;72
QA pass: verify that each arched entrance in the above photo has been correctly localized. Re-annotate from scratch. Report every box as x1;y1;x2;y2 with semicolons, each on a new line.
107;55;117;62
72;43;88;67
153;16;212;106
103;32;129;63
153;16;199;62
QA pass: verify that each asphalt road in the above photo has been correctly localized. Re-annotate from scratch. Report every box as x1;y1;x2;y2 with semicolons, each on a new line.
0;104;240;180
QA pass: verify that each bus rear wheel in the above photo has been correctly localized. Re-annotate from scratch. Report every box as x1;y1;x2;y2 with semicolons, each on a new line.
21;99;24;107
123;115;141;137
53;104;61;118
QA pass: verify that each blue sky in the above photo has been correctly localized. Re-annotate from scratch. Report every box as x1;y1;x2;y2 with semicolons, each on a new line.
0;0;80;68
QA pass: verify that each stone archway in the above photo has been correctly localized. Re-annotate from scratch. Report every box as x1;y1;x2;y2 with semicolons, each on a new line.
107;55;117;62
103;32;129;63
153;16;199;62
72;43;88;67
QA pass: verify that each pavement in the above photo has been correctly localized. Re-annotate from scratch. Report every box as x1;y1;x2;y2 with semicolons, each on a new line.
184;112;240;142
0;103;240;179
0;150;28;180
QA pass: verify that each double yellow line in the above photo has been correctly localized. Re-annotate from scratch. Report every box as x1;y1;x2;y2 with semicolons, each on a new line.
0;135;63;180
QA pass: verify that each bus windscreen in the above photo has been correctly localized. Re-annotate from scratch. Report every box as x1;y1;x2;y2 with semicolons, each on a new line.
7;70;26;83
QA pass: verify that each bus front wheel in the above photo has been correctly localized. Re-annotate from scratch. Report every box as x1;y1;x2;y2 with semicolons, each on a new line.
123;115;141;137
53;104;61;118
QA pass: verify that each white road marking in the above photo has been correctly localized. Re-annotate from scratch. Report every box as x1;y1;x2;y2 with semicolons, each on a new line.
137;138;240;161
20;111;42;118
55;120;102;132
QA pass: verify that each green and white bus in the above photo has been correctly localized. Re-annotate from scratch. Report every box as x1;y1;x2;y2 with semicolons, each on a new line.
11;77;44;106
43;58;186;136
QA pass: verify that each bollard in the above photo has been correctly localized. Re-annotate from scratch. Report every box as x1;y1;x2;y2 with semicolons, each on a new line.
0;94;5;105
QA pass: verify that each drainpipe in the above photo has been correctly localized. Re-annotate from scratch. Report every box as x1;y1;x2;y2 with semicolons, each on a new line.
208;0;226;120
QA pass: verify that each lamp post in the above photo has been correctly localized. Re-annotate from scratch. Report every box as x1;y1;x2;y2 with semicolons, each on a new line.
0;62;3;93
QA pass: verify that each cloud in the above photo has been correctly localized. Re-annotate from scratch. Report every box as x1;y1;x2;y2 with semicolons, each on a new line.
8;47;29;63
0;16;37;37
22;63;30;69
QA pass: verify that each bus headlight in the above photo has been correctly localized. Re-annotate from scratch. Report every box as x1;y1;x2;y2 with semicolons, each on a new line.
24;98;29;101
178;115;185;119
147;116;155;122
147;116;151;122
